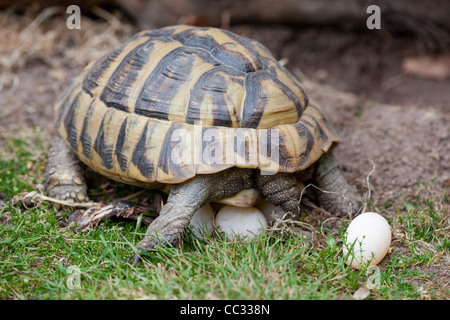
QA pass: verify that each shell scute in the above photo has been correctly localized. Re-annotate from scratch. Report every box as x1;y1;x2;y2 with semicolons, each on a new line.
55;25;339;185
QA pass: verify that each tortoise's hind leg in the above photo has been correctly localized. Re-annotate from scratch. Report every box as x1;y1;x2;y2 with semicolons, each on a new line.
256;172;301;218
314;150;361;216
134;168;253;262
45;135;88;204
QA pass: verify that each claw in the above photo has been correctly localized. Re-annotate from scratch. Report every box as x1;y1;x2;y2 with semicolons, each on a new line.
126;249;142;266
132;254;141;266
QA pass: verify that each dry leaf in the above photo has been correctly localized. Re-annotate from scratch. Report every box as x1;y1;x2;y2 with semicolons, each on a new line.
352;285;371;300
402;55;450;80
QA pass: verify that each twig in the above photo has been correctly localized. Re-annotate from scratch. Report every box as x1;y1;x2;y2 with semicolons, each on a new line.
298;183;353;215
365;160;376;200
269;211;315;233
91;6;122;29
12;191;97;209
361;159;377;214
19;6;65;41
119;189;148;201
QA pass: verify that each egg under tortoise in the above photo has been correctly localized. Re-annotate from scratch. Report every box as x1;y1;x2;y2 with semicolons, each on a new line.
45;25;360;259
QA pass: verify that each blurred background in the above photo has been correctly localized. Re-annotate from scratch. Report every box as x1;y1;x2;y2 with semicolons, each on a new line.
0;0;449;199
1;0;449;106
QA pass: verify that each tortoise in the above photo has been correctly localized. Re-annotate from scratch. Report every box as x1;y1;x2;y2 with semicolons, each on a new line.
45;25;360;261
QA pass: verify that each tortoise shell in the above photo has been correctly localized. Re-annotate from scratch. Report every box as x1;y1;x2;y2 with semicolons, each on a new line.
54;25;339;187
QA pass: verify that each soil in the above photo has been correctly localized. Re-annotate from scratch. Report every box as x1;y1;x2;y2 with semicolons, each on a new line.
0;8;448;297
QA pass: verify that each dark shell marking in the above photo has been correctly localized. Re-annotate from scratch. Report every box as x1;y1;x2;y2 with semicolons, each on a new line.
54;25;339;185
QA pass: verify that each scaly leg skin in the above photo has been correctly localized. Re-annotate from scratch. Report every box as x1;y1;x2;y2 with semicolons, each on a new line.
133;168;253;264
313;150;361;216
256;172;301;218
45;135;88;205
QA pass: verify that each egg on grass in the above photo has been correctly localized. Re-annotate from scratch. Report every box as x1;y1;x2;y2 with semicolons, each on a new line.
215;205;268;241
188;203;215;238
343;212;392;269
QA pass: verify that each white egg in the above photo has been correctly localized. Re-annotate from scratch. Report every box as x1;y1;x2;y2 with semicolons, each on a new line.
215;205;268;241
188;203;215;238
255;199;285;223
343;212;392;269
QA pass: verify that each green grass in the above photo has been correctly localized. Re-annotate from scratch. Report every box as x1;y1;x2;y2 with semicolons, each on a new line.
0;207;367;300
0;136;449;300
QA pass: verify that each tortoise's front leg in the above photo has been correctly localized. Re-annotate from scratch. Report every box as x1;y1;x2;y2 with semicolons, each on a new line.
313;150;361;216
134;168;253;262
45;135;88;205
